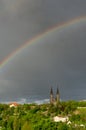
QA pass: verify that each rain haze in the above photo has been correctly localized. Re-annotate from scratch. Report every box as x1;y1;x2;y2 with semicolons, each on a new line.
0;0;86;103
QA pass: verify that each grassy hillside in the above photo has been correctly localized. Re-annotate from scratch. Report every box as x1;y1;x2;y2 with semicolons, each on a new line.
0;101;86;130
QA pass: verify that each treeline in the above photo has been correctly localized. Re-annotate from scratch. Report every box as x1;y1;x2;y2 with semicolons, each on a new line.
0;101;86;130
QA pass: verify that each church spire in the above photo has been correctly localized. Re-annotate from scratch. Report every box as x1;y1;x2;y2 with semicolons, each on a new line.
56;87;60;104
50;87;54;104
56;87;59;95
50;86;60;105
50;87;53;95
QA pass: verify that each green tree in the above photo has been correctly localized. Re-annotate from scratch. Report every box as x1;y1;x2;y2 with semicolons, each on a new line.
57;123;69;130
22;121;32;130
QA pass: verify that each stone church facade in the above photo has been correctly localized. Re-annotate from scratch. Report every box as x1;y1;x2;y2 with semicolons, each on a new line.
50;87;60;105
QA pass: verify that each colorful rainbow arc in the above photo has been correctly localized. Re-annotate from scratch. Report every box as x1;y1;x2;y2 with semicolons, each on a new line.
0;16;86;70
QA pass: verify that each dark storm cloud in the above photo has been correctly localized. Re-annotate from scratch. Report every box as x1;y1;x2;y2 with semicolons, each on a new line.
0;0;44;61
0;0;86;60
0;20;86;101
0;0;86;101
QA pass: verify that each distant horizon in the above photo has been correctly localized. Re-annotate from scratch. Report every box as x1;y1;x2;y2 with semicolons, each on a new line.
0;96;86;104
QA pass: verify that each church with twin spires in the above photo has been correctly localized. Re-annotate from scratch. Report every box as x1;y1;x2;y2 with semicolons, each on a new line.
50;87;60;105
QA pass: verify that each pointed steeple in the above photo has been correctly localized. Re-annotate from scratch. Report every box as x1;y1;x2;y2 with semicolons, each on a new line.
56;88;59;95
50;87;53;95
50;87;54;104
56;87;60;104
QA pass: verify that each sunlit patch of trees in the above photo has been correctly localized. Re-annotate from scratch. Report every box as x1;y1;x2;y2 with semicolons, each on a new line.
0;101;86;130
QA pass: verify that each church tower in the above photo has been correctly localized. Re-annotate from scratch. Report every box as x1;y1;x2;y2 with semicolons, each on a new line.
56;88;60;104
50;87;54;104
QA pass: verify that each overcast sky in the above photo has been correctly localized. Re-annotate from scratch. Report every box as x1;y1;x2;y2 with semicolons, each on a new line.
0;0;86;102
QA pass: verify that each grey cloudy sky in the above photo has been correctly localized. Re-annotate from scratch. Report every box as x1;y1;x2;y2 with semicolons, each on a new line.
0;0;86;102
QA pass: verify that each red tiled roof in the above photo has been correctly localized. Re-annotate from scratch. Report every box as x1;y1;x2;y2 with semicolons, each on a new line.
9;102;19;106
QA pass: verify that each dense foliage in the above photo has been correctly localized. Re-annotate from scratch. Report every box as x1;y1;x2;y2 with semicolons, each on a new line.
0;101;86;130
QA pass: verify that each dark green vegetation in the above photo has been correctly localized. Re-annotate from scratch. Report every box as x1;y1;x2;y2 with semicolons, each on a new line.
0;101;86;130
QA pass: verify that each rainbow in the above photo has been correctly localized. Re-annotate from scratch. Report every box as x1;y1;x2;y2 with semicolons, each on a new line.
0;16;86;70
